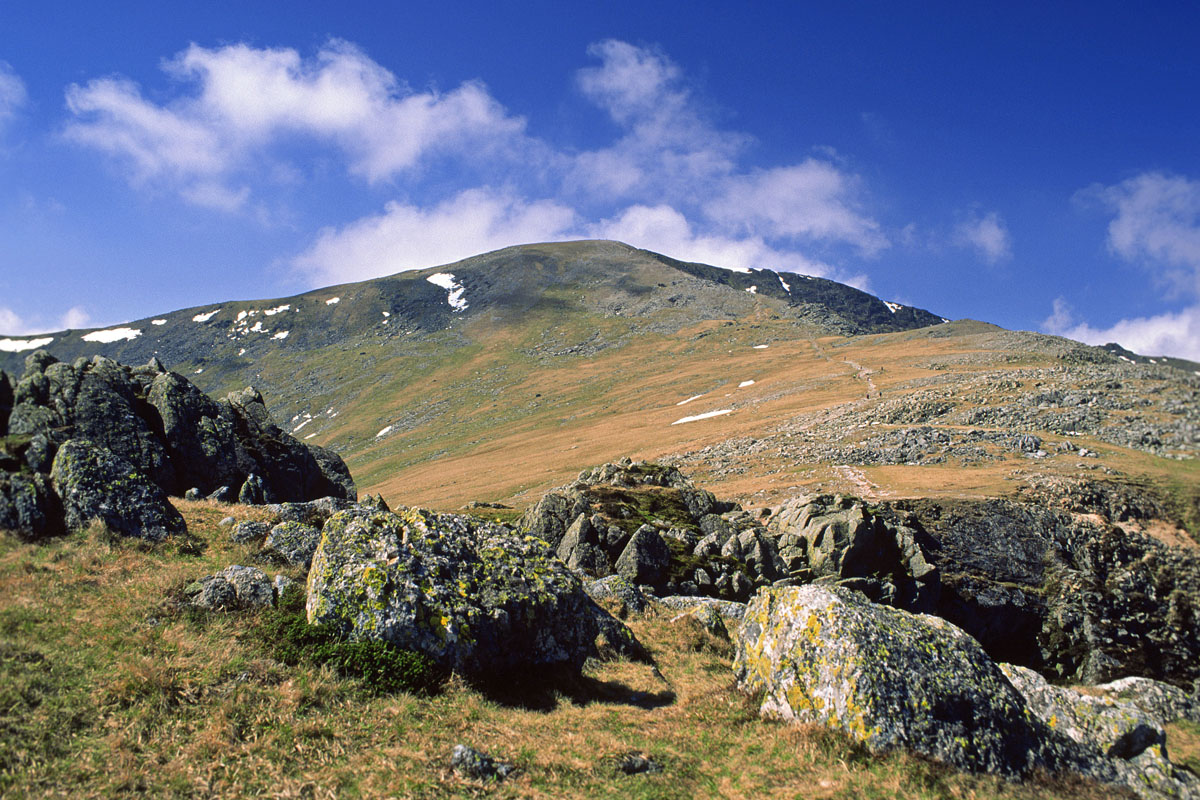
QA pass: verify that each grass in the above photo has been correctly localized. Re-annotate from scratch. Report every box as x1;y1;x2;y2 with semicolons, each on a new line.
0;502;1129;798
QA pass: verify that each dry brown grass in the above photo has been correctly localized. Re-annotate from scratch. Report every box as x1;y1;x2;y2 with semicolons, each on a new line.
0;505;1128;799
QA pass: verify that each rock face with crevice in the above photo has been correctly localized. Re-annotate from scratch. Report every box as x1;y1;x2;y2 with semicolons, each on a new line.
306;506;639;675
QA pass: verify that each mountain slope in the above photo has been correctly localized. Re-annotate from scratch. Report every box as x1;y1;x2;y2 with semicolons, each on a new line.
2;240;1197;528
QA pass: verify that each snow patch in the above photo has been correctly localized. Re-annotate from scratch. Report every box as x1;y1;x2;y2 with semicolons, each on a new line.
884;301;902;314
676;394;704;406
237;348;246;356
745;285;757;294
82;327;141;343
376;425;394;439
192;309;220;322
1119;355;1134;364
738;380;755;388
427;272;468;311
753;344;769;349
672;409;732;425
0;337;53;352
382;311;390;317
264;304;291;316
272;330;289;340
305;433;317;440
326;297;340;305
293;418;311;433
151;319;166;326
236;310;248;321
194;368;204;374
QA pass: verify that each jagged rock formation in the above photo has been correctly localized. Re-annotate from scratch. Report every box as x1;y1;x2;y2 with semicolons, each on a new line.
50;439;185;541
0;350;356;540
734;584;1199;798
306;505;640;675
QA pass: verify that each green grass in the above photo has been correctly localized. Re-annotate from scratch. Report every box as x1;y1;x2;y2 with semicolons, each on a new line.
0;503;1127;798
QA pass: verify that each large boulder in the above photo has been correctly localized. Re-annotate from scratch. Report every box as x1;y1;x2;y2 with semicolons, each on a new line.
145;370;244;495
734;584;1074;777
614;524;670;585
262;521;322;568
307;507;636;675
49;439;185;541
0;471;64;540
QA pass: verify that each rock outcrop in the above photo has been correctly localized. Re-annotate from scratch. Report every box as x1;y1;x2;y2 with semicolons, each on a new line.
306;506;639;675
0;350;357;540
734;584;1200;797
50;439;186;541
0;470;63;540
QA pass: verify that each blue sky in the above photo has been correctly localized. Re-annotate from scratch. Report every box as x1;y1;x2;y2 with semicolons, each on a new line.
2;1;1200;358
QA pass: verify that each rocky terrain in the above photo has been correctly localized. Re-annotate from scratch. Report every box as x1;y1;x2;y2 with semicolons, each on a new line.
2;241;1199;797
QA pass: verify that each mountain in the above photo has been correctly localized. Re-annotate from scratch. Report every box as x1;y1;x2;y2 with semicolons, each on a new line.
1;240;1197;528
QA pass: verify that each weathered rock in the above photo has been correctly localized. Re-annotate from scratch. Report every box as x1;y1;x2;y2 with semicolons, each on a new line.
262;520;321;568
183;487;202;500
306;507;636;675
238;473;271;505
584;575;651;614
450;744;515;781
185;565;275;611
656;595;747;622
670;604;730;640
231;520;270;544
266;497;357;528
519;488;588;547
1003;664;1200;798
734;584;1075;778
146;371;243;494
615;752;663;775
556;514;608;575
615;525;671;586
1094;676;1200;725
50;439;185;541
0;471;64;539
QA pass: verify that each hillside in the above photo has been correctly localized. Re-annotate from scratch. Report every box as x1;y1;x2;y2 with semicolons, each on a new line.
1;239;1197;532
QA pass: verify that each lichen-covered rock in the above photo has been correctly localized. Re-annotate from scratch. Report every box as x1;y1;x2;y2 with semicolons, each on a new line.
615;525;670;585
1003;664;1200;799
556;514;608;575
238;473;271;505
185;565;275;611
585;575;652;614
450;744;515;781
50;439;185;541
262;520;321;568
306;507;637;675
0;471;64;539
670;604;730;640
231;520;269;544
734;584;1072;777
1094;676;1200;725
656;595;747;622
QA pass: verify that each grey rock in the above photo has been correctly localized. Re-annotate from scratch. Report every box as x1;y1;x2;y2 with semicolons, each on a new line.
262;520;322;568
1093;676;1200;725
0;471;64;540
50;439;185;541
656;595;747;621
734;585;1081;778
219;516;236;527
615;525;670;586
450;744;515;781
615;752;663;775
231;520;269;544
306;507;638;675
183;487;202;501
186;565;275;611
556;514;608;575
585;575;651;614
0;370;11;434
238;473;270;505
273;574;295;598
208;485;236;503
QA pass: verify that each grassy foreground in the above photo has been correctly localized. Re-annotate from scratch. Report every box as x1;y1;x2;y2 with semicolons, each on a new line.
0;501;1124;799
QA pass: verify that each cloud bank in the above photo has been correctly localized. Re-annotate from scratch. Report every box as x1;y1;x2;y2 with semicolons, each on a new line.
65;38;894;287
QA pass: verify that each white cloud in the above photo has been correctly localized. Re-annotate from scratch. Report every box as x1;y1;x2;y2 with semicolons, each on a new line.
1044;298;1200;361
953;210;1011;263
1083;172;1200;296
590;204;833;276
0;305;91;336
294;188;577;284
64;40;527;206
704;162;889;254
0;61;27;134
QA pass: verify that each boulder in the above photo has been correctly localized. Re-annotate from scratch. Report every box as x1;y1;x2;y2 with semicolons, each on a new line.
734;584;1074;777
1093;676;1200;725
49;438;185;541
185;565;275;611
0;471;64;539
262;520;322;568
231;520;270;544
146;371;244;494
657;595;747;622
615;525;670;586
556;514;608;575
584;575;652;615
238;473;271;505
450;744;516;781
306;507;636;675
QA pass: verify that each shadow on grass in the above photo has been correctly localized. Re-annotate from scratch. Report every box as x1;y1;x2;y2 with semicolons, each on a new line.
469;664;676;712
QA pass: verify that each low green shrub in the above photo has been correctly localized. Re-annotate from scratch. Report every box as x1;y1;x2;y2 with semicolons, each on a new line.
254;584;442;695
